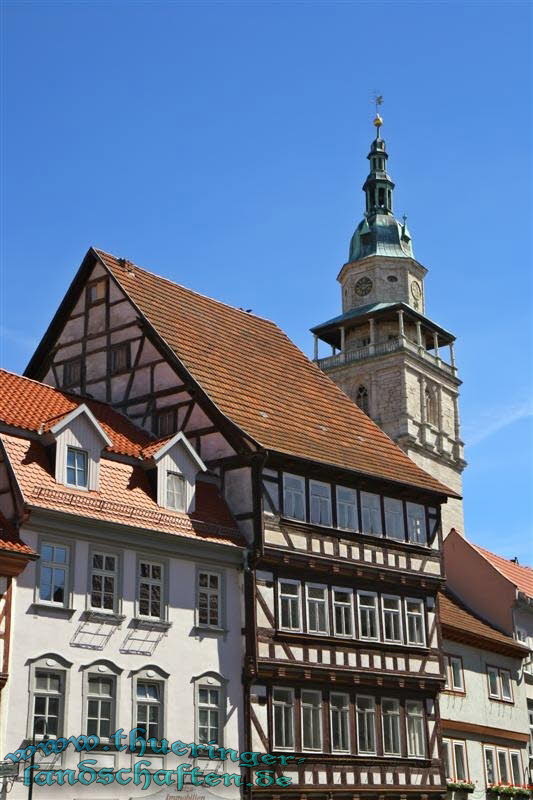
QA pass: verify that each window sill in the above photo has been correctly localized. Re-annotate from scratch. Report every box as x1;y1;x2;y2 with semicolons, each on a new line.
82;610;126;625
191;625;228;638
132;617;172;632
29;603;76;619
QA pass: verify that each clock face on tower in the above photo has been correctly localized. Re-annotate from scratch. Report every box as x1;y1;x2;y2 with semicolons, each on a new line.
354;277;373;297
410;281;422;299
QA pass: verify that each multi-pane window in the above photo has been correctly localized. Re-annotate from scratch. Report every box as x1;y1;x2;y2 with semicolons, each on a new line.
484;746;523;788
137;682;162;739
40;543;69;605
63;358;82;387
336;486;358;531
283;474;305;521
356;695;376;754
157;408;176;437
382;698;401;755
444;738;468;780
306;585;328;634
384;497;405;540
301;690;322;750
138;561;163;618
405;598;426;645
110;343;130;374
406;503;427;544
86;676;114;738
382;596;402;643
358;592;379;640
66;447;88;488
309;481;332;526
279;581;301;631
197;571;220;628
273;688;294;749
330;693;350;752
360;492;382;535
33;671;62;736
198;686;221;744
90;552;117;611
166;472;187;511
487;666;513;702
406;700;425;757
333;588;353;637
445;655;464;692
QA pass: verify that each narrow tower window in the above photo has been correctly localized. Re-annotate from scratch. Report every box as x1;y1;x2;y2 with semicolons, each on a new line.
425;387;438;426
355;385;369;415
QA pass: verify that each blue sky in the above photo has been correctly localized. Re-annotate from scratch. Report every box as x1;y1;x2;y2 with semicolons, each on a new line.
1;1;532;561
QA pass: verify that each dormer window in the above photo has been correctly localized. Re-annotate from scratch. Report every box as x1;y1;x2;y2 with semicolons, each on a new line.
166;472;186;511
110;343;130;374
63;358;82;388
66;447;88;488
87;279;106;305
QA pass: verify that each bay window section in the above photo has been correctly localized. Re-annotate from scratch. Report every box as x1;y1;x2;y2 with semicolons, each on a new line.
309;481;331;527
306;584;328;634
360;492;382;535
382;596;402;643
273;688;294;750
336;486;358;531
406;598;426;646
406;700;426;757
358;592;379;640
384;497;405;540
356;695;376;754
283;474;305;521
382;698;401;755
333;588;353;637
278;580;301;631
330;693;350;753
406;502;427;544
301;690;322;750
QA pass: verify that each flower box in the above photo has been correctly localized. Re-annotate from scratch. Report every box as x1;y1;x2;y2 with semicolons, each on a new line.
446;782;475;793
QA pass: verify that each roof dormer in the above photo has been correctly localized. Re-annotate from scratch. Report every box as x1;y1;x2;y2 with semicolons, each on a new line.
145;432;207;513
42;404;112;491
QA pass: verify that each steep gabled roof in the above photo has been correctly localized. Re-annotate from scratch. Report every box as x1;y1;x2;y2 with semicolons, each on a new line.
472;543;533;598
56;248;455;497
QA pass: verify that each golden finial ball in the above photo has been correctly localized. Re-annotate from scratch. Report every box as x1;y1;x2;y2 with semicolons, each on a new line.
373;114;383;128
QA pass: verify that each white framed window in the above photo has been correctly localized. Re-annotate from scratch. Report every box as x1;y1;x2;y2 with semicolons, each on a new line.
497;749;509;783
86;676;114;738
66;446;88;488
138;560;163;619
360;492;382;535
484;746;496;785
406;700;425;757
90;551;117;611
198;686;222;745
309;480;332;527
382;595;403;643
443;739;452;780
332;588;354;637
487;666;513;701
382;698;401;755
197;570;220;628
306;584;329;634
39;542;69;606
405;598;426;646
283;474;306;521
33;670;63;737
137;682;162;740
336;486;358;531
444;655;464;692
278;580;301;631
453;740;468;780
487;666;500;698
330;692;350;753
166;471;187;511
272;688;294;750
384;497;405;540
301;690;322;751
406;502;427;544
500;669;513;701
509;750;522;785
357;591;379;640
356;695;376;754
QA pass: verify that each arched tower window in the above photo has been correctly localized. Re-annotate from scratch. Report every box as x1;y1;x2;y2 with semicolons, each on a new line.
355;385;369;415
425;387;438;427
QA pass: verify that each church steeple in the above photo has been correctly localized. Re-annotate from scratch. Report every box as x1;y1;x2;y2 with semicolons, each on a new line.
363;114;395;216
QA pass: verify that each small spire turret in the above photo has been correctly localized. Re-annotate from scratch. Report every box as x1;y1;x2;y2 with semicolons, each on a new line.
363;112;395;217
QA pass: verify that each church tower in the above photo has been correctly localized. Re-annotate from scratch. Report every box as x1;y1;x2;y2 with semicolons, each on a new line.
312;112;466;535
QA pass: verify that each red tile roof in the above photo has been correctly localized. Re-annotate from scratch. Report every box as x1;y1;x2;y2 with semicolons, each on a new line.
0;513;35;556
94;249;455;497
0;369;152;458
1;433;243;548
472;543;533;598
439;590;529;657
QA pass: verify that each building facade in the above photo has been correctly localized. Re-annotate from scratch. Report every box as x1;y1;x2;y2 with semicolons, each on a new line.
19;244;460;798
311;115;466;537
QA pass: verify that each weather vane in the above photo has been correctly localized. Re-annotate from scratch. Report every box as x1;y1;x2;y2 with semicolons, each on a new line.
372;93;383;132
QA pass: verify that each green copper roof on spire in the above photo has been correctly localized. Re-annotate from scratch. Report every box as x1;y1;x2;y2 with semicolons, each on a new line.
348;114;414;262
